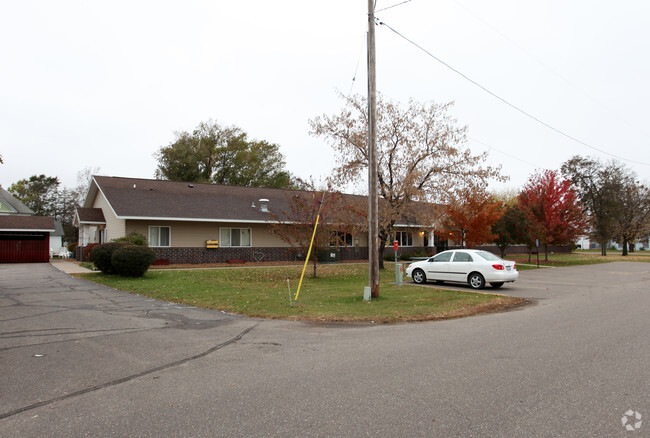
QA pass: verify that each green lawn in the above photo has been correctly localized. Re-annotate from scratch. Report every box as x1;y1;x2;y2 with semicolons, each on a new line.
506;250;650;268
79;263;524;323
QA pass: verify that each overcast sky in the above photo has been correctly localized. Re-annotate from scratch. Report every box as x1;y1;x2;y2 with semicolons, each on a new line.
1;0;648;194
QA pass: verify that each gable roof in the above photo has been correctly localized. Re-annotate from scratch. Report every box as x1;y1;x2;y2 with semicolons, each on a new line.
76;208;106;224
53;219;65;236
0;215;55;232
87;176;332;223
84;176;437;228
0;186;34;215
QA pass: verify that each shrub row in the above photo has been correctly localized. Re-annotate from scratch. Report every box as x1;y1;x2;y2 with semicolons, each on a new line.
90;242;155;277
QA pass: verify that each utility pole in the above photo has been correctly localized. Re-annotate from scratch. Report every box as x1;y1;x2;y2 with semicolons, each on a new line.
367;0;380;298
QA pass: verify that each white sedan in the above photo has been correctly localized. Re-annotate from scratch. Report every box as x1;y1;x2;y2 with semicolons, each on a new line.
405;249;518;290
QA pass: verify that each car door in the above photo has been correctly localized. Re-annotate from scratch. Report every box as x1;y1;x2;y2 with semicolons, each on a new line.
448;251;473;283
425;251;453;281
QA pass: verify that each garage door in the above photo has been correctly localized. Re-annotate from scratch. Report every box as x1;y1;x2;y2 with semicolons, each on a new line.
0;233;49;263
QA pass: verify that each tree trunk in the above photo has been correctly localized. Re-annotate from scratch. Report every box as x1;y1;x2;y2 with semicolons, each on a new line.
601;241;607;256
528;248;532;263
378;240;386;270
629;242;635;253
622;238;628;256
544;244;549;262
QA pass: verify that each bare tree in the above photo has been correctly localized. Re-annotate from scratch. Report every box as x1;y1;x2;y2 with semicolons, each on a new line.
561;156;638;255
310;93;504;267
610;182;650;255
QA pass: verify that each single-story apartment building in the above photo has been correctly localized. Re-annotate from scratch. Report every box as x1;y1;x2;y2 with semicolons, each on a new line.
75;176;439;264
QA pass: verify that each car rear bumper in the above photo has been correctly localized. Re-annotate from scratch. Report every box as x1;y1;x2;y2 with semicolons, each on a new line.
484;270;519;283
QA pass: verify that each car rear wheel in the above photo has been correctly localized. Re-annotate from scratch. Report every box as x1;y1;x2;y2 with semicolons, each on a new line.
412;269;426;284
468;272;485;290
490;282;504;289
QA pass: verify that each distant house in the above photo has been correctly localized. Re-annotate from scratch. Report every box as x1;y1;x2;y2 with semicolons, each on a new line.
50;220;66;256
75;176;436;264
0;186;55;263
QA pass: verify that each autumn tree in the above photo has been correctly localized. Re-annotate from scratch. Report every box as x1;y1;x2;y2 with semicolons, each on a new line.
438;186;504;248
270;184;365;277
562;156;644;256
518;170;587;261
491;202;535;258
310;93;504;269
155;120;299;189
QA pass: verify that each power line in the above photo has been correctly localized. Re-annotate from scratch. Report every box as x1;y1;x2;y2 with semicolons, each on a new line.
450;0;650;142
376;19;650;167
375;0;414;13
348;35;366;96
468;136;539;169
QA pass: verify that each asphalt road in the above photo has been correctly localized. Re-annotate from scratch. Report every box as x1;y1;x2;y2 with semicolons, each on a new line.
0;262;648;437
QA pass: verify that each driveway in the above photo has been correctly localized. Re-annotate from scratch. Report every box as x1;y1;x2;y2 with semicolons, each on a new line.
1;262;648;437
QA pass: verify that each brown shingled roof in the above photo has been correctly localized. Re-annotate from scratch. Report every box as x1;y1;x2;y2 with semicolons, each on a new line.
93;176;317;222
0;215;55;231
76;208;106;223
90;176;439;227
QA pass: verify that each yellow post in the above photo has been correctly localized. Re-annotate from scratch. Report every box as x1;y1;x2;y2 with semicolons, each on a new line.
294;214;320;302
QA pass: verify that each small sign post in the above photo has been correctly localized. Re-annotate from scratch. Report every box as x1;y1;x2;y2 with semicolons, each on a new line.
394;240;402;286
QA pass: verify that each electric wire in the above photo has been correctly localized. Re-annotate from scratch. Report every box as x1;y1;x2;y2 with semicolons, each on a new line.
468;136;539;169
349;35;366;96
450;0;650;141
376;18;650;167
376;0;414;13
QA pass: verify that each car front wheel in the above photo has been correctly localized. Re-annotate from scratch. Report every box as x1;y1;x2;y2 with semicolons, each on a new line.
468;272;486;290
412;269;426;284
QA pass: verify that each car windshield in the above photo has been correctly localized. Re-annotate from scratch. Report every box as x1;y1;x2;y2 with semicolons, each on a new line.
475;251;502;262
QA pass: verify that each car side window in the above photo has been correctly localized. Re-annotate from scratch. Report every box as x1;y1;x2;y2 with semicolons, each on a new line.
453;252;473;262
432;252;453;262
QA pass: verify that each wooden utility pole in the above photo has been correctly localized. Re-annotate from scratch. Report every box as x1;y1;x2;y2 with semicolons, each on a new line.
367;0;380;298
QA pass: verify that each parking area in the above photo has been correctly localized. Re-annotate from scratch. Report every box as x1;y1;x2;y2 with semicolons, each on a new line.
1;262;648;436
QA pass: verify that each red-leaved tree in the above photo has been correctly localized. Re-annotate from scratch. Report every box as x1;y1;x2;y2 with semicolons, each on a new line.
518;170;588;261
438;186;504;248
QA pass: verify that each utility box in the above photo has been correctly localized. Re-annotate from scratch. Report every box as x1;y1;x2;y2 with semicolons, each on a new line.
395;263;403;286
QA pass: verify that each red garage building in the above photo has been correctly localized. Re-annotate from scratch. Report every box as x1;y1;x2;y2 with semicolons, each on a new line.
0;216;56;263
0;186;55;263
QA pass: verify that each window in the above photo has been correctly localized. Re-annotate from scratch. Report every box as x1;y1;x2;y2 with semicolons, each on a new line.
329;231;353;247
432;252;452;262
395;231;413;247
149;226;170;247
220;228;252;247
452;252;473;262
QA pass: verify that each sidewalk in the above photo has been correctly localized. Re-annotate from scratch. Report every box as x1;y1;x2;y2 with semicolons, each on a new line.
50;259;96;274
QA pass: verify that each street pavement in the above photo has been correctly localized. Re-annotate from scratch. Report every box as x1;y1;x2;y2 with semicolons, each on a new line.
0;262;648;437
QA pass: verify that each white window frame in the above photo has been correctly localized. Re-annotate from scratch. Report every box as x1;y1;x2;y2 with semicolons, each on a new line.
329;231;354;247
149;226;171;247
395;231;413;247
220;227;252;247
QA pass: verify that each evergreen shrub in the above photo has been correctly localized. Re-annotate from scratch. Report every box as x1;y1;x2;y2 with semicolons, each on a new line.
90;242;127;274
111;245;156;277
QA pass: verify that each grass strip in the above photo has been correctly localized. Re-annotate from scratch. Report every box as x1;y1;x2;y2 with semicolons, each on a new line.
79;264;525;323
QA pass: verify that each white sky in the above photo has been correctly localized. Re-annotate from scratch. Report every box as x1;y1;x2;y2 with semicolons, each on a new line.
1;0;649;193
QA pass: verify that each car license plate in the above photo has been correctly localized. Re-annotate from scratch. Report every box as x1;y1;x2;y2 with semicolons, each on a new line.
506;266;511;271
